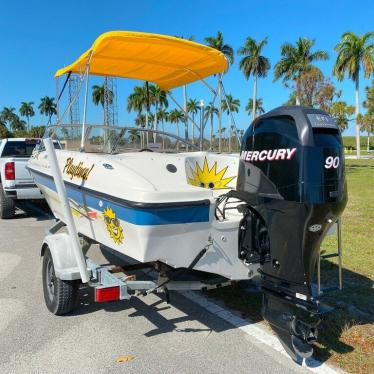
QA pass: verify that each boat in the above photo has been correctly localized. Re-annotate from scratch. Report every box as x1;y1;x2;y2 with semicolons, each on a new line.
27;31;347;360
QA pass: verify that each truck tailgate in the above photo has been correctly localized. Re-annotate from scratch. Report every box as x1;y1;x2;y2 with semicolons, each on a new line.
12;158;35;184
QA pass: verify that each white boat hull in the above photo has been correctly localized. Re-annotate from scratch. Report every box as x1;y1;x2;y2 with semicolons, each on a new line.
28;150;254;280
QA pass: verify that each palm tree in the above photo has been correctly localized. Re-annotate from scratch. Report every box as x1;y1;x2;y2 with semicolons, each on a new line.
127;84;152;126
127;85;146;114
205;31;234;152
127;84;151;145
357;113;374;152
204;103;218;149
39;96;57;125
0;120;9;138
157;108;169;149
149;84;168;141
222;95;240;152
169;109;184;136
205;31;234;64
29;126;46;138
333;31;374;158
135;113;146;128
274;37;328;105
19;102;35;132
245;98;265;117
219;127;227;150
238;37;270;120
92;84;105;107
1;107;17;129
135;113;147;148
11;118;27;133
169;109;184;150
128;129;141;149
92;84;113;124
187;99;200;145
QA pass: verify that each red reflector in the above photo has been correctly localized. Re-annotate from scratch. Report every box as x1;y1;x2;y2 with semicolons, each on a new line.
88;211;97;219
4;162;15;180
95;286;120;302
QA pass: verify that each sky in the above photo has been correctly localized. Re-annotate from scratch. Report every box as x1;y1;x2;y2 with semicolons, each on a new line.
0;0;373;136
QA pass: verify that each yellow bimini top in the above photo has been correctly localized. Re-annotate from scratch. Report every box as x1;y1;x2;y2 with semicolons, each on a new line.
55;31;228;90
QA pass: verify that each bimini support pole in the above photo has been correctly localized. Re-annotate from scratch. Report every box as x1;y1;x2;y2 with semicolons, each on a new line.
199;99;205;151
221;82;241;144
168;92;201;134
56;77;60;122
183;85;188;151
218;74;223;152
80;51;94;151
44;138;90;283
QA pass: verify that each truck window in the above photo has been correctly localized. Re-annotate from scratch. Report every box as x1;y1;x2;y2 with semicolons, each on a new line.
1;140;41;157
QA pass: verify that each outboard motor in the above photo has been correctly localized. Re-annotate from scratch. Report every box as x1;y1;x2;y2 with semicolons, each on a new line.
235;106;347;359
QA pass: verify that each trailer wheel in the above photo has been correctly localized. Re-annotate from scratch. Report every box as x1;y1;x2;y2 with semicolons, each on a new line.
0;183;15;219
42;247;79;315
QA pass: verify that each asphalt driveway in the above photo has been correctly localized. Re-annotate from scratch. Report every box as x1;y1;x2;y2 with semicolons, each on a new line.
0;203;308;374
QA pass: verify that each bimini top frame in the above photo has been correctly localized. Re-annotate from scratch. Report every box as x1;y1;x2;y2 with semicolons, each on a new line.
54;31;241;152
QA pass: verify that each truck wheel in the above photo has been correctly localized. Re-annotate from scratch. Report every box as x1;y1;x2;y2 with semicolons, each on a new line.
0;183;15;219
42;247;79;315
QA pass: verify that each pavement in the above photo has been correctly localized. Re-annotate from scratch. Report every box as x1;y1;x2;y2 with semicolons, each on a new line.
0;203;312;374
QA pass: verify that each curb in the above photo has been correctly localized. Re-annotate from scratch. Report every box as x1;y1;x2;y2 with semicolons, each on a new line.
181;290;345;374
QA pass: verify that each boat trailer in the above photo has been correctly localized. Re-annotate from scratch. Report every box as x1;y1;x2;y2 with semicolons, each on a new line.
40;104;348;361
43;218;231;307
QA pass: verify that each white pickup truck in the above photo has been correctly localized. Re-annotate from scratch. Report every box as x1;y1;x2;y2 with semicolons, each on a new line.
0;138;55;218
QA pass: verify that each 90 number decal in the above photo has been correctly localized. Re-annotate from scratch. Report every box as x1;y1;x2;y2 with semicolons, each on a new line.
325;156;340;169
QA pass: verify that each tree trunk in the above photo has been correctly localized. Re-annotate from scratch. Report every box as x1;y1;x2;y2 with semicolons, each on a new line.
218;74;222;152
367;131;370;153
154;103;158;143
27;116;30;133
192;113;195;145
176;123;179;151
228;117;232;153
210;114;213;150
102;105;107;145
355;79;360;159
252;76;257;121
162;122;165;150
145;113;149;147
183;85;188;145
295;95;300;105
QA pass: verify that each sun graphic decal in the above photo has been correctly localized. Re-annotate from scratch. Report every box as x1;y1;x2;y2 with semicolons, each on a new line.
188;157;236;189
103;207;124;245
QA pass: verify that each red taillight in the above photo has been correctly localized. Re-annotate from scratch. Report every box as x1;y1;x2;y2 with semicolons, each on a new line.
4;162;15;180
95;286;120;302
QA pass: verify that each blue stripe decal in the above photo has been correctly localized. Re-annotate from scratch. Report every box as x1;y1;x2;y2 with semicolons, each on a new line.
33;172;210;225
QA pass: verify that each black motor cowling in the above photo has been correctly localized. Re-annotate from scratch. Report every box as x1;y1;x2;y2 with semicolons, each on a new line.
236;106;347;359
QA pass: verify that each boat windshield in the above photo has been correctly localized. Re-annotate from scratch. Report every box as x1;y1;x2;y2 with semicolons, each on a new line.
45;124;200;153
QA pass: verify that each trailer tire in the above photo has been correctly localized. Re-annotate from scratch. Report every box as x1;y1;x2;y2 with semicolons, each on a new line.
42;247;79;315
0;183;15;219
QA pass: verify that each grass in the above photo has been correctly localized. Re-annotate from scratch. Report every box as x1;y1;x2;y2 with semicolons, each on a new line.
343;136;373;151
207;158;374;373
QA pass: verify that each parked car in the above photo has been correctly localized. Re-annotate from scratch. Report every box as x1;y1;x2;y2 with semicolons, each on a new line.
0;138;60;218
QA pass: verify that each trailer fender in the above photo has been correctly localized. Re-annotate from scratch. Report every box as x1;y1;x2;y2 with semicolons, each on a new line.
41;233;83;281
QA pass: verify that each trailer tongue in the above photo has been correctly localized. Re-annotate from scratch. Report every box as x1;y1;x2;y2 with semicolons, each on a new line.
234;106;347;358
